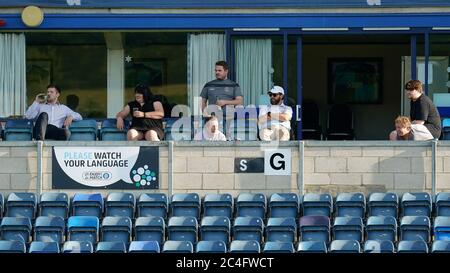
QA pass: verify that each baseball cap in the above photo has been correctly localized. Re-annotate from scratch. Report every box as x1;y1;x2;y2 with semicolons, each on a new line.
268;86;285;95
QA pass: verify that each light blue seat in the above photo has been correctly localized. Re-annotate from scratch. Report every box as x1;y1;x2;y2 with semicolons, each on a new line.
128;241;160;253
335;193;366;218
163;240;193;253
167;216;198;244
6;192;37;219
229;240;260;253
263;242;295;253
265;217;297;243
397;240;428;253
332;217;363;242
363;240;395;253
62;241;93;253
164;117;192;141
196;240;227;253
329;240;361;253
29;241;60;253
34;216;65;244
297;241;327;253
432;240;450;253
236;193;266;219
299;215;330;243
72;193;103;218
233;217;264;243
3;119;33;141
0;217;32;243
203;194;233;218
368;192;398;218
101;216;132;243
400;216;430;242
231;106;259;141
301;193;333;217
170;193;201;218
0;240;26;253
69;119;98;141
105;193;135;219
268;193;299;218
67;216;99;244
435;192;450;217
433;216;450;241
39;193;69;219
137;193;168;219
200;216;230;244
96;241;126;253
401;192;432;217
100;118;129;141
366;216;397;242
134;217;165;245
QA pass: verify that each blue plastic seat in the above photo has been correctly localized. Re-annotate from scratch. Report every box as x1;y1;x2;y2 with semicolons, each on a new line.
62;241;93;253
435;192;450;217
301;193;333;217
6;192;37;219
34;216;65;244
363;240;395;253
101;216;132;243
230;106;259;141
229;240;260;253
297;241;327;253
0;217;32;243
0;194;4;218
100;118;129;141
164;117;192;141
397;240;428;253
69;119;98;141
200;216;230;244
233;217;264;243
401;192;432;217
203;194;233;218
433;216;450;241
67;216;99;244
29;241;60;253
335;193;366;218
366;216;397;242
3;119;33;141
163;240;193;253
368;192;398;218
39;193;69;219
265;217;297;243
170;193;201;218
105;192;135;218
329;240;361;253
128;241;160;253
167;216;198;244
137;193;168;219
400;216;430;242
236;193;266;219
196;240;227;253
263;242;295;253
268;193;299;218
299;215;330;243
96;241;126;253
72;193;104;218
332;217;363;242
0;240;26;253
134;217;165;245
432;240;450;253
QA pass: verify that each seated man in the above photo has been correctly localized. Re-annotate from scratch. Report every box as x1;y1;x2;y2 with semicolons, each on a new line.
193;115;227;141
258;86;292;141
25;84;82;140
390;116;434;141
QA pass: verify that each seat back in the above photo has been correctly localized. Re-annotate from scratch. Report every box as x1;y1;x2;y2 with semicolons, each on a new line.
170;193;201;218
0;240;26;253
134;217;165;245
236;193;267;219
163;240;193;253
363;240;395;253
196;240;227;253
67;216;99;244
164;117;192;141
128;241;160;253
436;192;450;217
335;192;366;218
229;240;260;253
29;241;60;253
368;192;398;218
101;216;132;243
268;193;299;218
401;192;432;217
62;241;93;253
397;240;429;253
433;216;450;241
301;193;333;217
301;99;322;140
39;192;69;219
366;216;397;242
329;240;361;253
400;216;430;242
0;217;32;243
100;119;130;141
34;216;65;243
105;192;135;218
332;216;363;242
326;104;354;140
69;119;98;140
6;192;37;219
297;241;327;253
432;240;450;253
200;216;230;244
72;193;104;218
233;217;264;243
203;194;233;218
299;215;330;243
4;119;33;141
263;242;295;253
167;216;198;244
96;241;127;253
265;217;297;243
137;193;168;219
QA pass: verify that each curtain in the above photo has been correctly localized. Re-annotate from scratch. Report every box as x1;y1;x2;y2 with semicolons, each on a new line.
0;33;26;117
235;39;272;106
187;33;225;116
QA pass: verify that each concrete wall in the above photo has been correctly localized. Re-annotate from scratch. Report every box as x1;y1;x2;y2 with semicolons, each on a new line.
0;141;448;198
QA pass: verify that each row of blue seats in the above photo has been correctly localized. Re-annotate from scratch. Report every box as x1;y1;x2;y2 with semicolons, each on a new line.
0;192;449;220
1;240;449;253
2;214;450;245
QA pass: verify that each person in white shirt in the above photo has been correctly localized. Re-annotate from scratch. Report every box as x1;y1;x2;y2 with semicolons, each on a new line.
194;115;227;141
25;84;82;140
258;86;293;141
390;115;434;141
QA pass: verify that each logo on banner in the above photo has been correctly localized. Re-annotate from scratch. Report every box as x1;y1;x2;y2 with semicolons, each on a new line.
264;149;291;176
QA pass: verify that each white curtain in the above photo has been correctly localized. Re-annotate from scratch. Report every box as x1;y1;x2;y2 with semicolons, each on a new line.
235;39;272;106
187;33;225;116
0;33;26;117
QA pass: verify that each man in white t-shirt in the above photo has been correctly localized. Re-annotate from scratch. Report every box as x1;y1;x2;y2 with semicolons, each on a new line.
390;115;434;141
194;115;227;141
258;86;293;141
